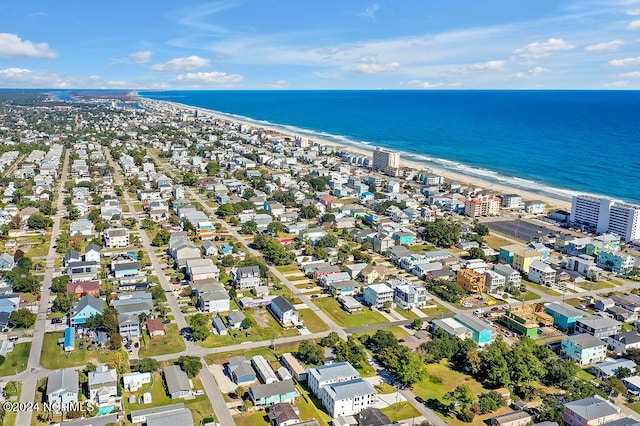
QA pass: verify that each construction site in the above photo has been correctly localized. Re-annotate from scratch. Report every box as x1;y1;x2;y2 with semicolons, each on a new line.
500;303;554;338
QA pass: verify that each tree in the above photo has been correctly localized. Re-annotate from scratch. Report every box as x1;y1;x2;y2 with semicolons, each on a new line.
478;391;506;414
9;308;35;328
473;222;490;236
241;317;254;329
240;220;258;235
109;351;128;374
297;341;323;365
137;358;161;373
420;220;461;247
151;229;171;246
51;275;70;293
182;172;198;186
177;355;203;378
319;331;340;347
315;234;338;248
617;367;633;379
235;386;246;399
412;318;423;330
67;206;81;220
206;161;221;176
52;293;76;313
335;336;367;368
266;221;285;236
27;212;53;229
300;205;320;219
110;333;123;350
189;314;211;341
467;247;486;261
445;384;476;408
0;355;6;366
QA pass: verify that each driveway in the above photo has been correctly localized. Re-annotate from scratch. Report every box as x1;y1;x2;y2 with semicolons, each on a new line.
209;364;237;394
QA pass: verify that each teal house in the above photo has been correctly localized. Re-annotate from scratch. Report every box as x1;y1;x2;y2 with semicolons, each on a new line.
454;313;495;347
545;302;584;331
249;379;297;406
393;232;415;245
69;295;104;328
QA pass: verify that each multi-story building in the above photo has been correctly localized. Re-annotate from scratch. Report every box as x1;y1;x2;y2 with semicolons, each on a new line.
392;282;427;309
103;227;130;248
512;250;541;273
464;195;500;218
454;313;495;346
570;195;640;241
484;270;506;293
563;396;620;426
597;250;635;274
372;148;400;173
234;265;261;290
527;260;556;286
561;334;607;366
456;269;485;293
363;283;394;309
575;316;622;339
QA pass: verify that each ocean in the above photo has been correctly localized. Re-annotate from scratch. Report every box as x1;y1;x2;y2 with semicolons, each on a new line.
139;90;640;204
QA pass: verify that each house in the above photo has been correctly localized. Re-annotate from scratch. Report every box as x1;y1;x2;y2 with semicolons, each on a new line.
112;261;141;280
308;362;360;400
130;403;194;426
454;313;496;347
163;365;192;399
393;282;428;309
227;310;247;329
169;239;201;267
70;219;94;237
489;410;535;426
235;265;261;290
103;227;130;248
228;356;258;385
608;332;640;355
252;355;278;384
322;378;376;418
69;295;104;328
493;264;521;287
270;296;298;326
359;407;392;426
249;379;297;407
358;265;389;285
0;253;15;270
200;240;217;256
575;315;623;339
195;281;230;313
186;258;220;281
456;269;485;293
591;358;637;379
432;317;473;340
46;369;79;406
528;260;556;286
61;327;75;352
146;319;165;338
122;372;151;392
300;227;327;244
268;402;301;426
561;334;607;365
563;396;620;426
213;316;228;335
67;280;100;298
0;294;19;314
544;302;584;331
84;243;101;263
281;352;307;381
363;283;394;309
67;261;99;282
88;364;118;406
118;313;140;339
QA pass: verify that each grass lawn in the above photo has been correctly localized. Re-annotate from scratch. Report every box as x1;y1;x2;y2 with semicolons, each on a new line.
484;235;515;250
522;290;541;301
234;410;269;426
354;326;410;342
381;402;421;422
394;306;420;320
197;310;298;348
577;368;596;382
21;235;51;258
40;332;121;369
627;402;640;415
298;309;329;333
421;302;450;317
138;324;186;357
287;275;309;282
123;373;213;424
526;281;563;296
295;382;333;425
407;244;437;252
610;279;624;286
276;265;301;274
3;381;21;426
313;297;387;329
576;281;617;291
374;382;397;394
0;342;31;376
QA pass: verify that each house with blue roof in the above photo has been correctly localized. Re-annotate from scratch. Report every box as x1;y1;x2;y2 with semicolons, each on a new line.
69;295;104;328
61;327;75;352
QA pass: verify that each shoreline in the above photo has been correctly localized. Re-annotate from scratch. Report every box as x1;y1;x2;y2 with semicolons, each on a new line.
141;97;571;210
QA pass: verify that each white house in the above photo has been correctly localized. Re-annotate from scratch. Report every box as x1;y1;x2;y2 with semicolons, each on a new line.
363;283;394;309
122;371;151;392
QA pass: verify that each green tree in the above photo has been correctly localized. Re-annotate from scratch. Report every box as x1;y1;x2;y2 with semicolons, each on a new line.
297;341;324;365
27;213;53;229
467;247;486;260
420;220;461;247
110;333;123;350
51;275;70;293
52;293;76;313
235;386;246;399
478;391;506;414
266;221;285;236
335;336;367;368
137;358;161;373
240;220;258;235
182;172;198;186
315;234;338;248
9;308;36;328
473;222;490;236
206;161;221;176
151;229;171;246
412;318;423;329
478;341;511;388
177;355;203;378
189;314;211;341
241;317;254;329
67;206;81;220
319;331;340;347
300;205;320;219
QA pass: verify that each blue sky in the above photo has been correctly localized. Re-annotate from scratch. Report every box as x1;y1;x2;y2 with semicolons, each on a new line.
1;0;640;89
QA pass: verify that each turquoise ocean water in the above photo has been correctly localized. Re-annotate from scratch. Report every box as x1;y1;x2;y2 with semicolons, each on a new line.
140;90;640;204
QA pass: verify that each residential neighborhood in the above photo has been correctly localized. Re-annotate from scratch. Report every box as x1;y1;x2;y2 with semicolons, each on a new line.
0;91;639;426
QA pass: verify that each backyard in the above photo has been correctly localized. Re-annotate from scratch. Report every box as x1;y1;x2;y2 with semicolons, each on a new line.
137;324;186;357
40;332;121;369
313;297;387;329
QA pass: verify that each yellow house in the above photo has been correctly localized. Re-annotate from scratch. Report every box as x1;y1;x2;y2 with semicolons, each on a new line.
512;250;541;273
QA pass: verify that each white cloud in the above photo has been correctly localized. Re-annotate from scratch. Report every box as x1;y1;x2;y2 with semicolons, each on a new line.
452;60;506;74
510;66;549;80
351;57;400;74
609;56;640;66
628;8;640;15
106;80;130;88
407;80;444;88
618;71;640;77
627;19;640;30
359;4;380;21
514;38;574;59
584;39;625;52
128;50;153;64
171;71;243;86
150;55;210;71
604;80;629;87
0;33;56;59
264;80;288;89
0;67;129;89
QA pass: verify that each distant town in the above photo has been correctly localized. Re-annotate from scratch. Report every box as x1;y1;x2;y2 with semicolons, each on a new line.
0;91;639;426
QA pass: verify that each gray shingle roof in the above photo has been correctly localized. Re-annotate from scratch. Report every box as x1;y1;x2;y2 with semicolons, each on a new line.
163;365;191;395
47;368;79;396
309;361;358;383
564;396;619;420
326;378;375;400
250;379;295;399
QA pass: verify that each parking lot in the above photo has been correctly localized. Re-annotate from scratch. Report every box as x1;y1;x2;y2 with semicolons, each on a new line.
485;219;554;242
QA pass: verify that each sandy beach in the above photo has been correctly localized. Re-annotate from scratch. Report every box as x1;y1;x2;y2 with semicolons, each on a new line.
144;98;571;211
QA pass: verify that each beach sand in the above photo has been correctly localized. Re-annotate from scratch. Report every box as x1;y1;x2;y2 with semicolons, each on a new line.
144;98;571;211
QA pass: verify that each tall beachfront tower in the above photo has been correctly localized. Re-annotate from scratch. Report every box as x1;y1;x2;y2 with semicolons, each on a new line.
570;195;640;241
372;148;400;172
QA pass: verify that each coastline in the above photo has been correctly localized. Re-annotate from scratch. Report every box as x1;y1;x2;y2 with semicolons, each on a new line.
141;97;571;210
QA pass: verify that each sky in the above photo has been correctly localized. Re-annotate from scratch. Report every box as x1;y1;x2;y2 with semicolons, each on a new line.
1;0;640;90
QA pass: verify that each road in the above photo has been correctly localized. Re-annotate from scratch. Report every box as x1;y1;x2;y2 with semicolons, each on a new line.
17;149;69;426
106;149;236;426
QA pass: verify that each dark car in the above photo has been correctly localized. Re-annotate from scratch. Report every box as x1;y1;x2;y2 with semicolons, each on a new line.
415;396;427;405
